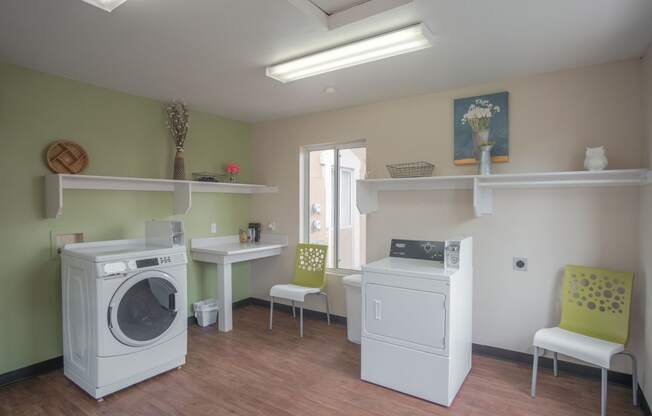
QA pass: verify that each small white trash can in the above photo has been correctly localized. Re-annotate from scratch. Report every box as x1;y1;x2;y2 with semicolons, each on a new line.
343;274;362;344
193;299;219;327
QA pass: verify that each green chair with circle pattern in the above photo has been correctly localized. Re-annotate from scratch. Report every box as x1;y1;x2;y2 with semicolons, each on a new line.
268;243;330;337
531;265;638;416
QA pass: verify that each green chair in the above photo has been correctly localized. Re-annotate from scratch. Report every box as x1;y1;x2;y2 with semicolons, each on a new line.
531;265;638;416
268;243;330;337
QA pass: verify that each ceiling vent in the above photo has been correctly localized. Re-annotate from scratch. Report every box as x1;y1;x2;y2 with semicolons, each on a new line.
81;0;128;12
287;0;414;30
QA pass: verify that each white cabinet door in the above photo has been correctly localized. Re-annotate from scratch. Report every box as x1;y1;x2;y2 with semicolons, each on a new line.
365;283;446;349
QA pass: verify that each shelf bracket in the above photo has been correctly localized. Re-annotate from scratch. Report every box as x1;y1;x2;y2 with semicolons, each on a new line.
473;177;493;217
173;182;192;215
356;180;378;214
45;174;63;218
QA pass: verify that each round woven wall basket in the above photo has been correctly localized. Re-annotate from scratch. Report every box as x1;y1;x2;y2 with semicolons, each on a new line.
46;140;89;174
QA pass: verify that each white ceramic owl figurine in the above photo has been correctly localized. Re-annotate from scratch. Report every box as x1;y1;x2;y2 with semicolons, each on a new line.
584;146;608;171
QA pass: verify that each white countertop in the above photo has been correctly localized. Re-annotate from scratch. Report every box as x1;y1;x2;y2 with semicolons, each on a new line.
191;240;287;256
190;234;288;263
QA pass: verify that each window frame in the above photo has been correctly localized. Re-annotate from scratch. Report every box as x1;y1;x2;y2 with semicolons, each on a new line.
300;140;366;274
338;167;354;229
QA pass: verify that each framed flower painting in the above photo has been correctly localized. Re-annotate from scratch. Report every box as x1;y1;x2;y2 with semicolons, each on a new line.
453;91;509;165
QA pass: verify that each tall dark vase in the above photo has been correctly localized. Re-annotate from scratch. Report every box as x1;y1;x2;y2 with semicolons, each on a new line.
173;149;185;180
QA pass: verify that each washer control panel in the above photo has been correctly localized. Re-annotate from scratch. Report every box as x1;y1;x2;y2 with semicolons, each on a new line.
99;252;187;276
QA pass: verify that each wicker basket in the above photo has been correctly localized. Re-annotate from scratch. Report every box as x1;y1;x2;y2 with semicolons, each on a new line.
386;161;434;178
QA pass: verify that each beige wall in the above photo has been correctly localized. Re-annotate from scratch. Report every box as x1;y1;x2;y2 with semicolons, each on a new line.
640;43;652;403
251;59;644;374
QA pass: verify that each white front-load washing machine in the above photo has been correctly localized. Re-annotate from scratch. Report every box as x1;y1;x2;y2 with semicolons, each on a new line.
61;239;188;400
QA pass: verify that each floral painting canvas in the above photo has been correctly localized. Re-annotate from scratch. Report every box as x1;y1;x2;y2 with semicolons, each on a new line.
453;92;509;165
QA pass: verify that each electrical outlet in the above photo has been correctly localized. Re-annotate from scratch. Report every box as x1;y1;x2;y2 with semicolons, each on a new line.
210;223;218;233
513;257;528;272
268;221;277;231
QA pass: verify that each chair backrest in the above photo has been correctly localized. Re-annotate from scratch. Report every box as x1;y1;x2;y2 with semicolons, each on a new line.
560;265;634;345
292;243;328;289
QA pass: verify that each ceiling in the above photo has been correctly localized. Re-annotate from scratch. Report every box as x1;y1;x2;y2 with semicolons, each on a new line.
1;0;651;122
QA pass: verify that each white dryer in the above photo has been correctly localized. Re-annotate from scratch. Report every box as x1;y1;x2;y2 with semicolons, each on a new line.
361;237;472;407
61;239;188;400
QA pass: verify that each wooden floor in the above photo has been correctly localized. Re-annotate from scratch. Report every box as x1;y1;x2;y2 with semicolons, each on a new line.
0;305;642;416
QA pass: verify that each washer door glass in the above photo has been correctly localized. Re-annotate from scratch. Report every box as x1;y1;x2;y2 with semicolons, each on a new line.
110;272;178;347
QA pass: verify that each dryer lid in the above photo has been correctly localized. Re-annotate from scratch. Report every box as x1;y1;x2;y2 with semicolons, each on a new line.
362;257;453;280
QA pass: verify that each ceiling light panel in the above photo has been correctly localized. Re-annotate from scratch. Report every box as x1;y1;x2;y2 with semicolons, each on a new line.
81;0;128;12
266;23;434;83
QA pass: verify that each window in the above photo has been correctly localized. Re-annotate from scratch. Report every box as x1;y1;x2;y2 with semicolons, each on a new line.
302;143;366;271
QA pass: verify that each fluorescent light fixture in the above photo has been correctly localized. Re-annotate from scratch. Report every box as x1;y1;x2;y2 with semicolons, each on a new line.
81;0;128;12
266;23;434;83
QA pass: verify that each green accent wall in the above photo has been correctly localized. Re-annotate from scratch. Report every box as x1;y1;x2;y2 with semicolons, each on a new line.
0;62;253;375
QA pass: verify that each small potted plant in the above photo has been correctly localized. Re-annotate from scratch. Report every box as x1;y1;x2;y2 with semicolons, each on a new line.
226;163;240;183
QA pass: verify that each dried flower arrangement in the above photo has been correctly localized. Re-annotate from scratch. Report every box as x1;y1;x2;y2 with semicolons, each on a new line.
166;101;190;180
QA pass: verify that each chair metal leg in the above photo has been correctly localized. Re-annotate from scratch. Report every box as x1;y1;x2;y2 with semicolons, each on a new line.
553;352;558;377
601;368;608;416
321;292;331;325
619;351;639;407
291;300;296;318
269;297;274;331
299;304;304;338
531;346;539;398
631;355;639;407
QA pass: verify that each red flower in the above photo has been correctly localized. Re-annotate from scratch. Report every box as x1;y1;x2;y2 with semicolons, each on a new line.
227;163;240;174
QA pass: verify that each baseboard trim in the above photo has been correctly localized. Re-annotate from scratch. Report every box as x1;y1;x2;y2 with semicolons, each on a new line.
248;297;347;325
641;387;651;416
0;356;62;388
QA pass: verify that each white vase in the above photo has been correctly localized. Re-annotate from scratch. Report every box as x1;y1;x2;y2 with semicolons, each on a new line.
478;144;493;175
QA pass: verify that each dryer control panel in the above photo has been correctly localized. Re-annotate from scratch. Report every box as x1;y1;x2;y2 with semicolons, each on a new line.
444;240;461;271
389;239;445;262
388;238;463;271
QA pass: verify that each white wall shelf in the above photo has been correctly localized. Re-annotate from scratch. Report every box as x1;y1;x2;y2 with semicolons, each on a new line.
356;169;649;217
45;174;278;219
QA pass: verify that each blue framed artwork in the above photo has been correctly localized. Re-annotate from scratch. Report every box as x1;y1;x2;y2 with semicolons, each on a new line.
453;91;509;165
